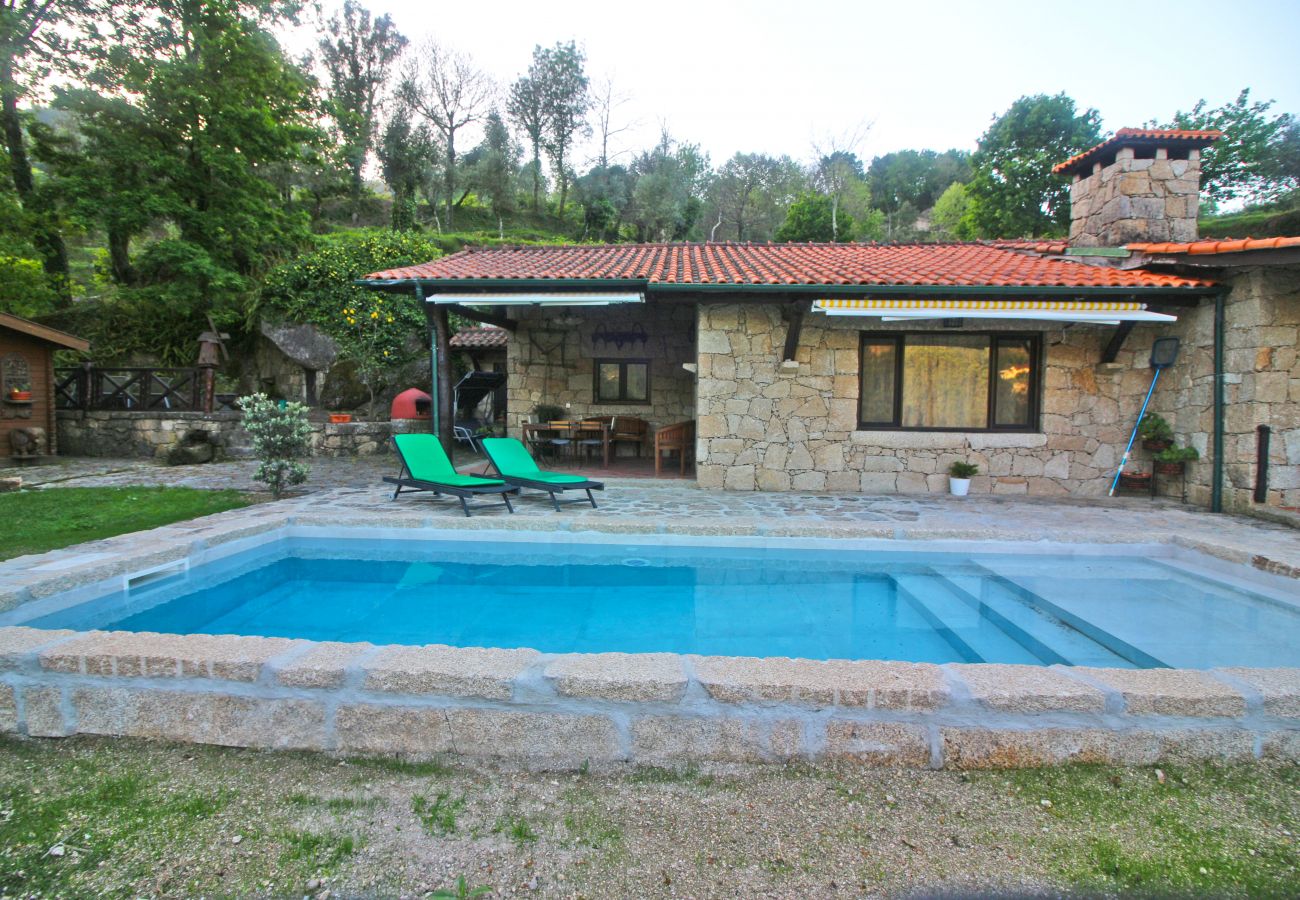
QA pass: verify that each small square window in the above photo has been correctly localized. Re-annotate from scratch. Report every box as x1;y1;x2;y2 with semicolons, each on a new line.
593;359;651;404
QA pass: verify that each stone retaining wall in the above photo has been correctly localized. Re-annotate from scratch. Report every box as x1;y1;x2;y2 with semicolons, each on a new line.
1;626;1295;768
55;411;430;460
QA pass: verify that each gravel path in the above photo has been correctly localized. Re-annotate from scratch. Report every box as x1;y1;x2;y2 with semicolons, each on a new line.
1;736;1296;898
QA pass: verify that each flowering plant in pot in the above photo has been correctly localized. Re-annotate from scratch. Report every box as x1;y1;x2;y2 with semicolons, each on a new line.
1153;445;1198;475
1138;413;1174;451
948;461;979;496
7;383;31;401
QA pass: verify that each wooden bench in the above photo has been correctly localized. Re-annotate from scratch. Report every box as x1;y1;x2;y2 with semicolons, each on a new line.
654;420;695;476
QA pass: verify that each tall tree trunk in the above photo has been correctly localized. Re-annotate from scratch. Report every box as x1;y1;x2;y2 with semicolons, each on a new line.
531;139;541;211
443;133;455;230
556;148;567;215
349;160;364;223
1;55;69;293
107;226;135;285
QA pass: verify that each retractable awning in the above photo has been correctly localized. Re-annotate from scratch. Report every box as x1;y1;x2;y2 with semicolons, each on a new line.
812;299;1176;324
426;291;643;307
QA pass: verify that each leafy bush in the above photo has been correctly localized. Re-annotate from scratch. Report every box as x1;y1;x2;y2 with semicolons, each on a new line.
237;392;313;498
1154;446;1199;464
949;461;979;478
1137;413;1174;442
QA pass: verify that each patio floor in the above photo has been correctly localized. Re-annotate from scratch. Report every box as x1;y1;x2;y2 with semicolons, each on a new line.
5;455;1299;578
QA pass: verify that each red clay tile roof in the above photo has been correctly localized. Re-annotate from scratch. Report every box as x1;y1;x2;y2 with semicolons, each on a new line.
1053;128;1222;176
1127;236;1300;255
363;242;1214;292
449;325;508;348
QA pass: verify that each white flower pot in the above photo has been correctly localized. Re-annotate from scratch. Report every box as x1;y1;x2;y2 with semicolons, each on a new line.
949;477;971;497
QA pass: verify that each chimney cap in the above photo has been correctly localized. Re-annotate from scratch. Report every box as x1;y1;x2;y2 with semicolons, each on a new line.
1053;128;1222;177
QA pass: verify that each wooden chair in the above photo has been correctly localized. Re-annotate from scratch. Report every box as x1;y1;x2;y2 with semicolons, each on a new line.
609;416;648;458
654;420;695;476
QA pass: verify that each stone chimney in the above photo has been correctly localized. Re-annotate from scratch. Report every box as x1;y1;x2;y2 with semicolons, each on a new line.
1054;128;1221;247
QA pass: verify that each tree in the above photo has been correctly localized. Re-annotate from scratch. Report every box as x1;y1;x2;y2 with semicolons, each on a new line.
1154;89;1298;206
399;39;494;230
318;0;407;221
812;124;870;242
929;181;971;240
537;41;589;216
377;108;436;231
575;163;632;241
867;148;971;237
506;70;546;212
962;94;1102;239
0;0;109;290
471;109;519;236
706;152;805;241
626;131;709;242
776;191;854;242
589;75;634;170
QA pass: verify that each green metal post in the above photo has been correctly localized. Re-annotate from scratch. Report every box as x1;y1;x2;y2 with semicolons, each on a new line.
1211;293;1225;513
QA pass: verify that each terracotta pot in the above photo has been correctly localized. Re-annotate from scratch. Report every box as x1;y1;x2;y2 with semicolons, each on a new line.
1117;472;1152;492
8;390;31;402
1141;438;1172;452
1153;461;1185;476
328;413;352;424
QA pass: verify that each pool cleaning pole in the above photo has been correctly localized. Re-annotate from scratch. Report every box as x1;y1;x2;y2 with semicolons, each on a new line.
1109;336;1180;497
1108;371;1162;496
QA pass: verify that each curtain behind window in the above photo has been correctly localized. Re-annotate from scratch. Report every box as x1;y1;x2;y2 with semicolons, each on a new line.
900;335;989;428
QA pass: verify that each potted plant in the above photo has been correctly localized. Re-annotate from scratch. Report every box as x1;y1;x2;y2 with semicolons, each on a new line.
533;403;565;423
7;383;31;402
328;413;353;424
1153;445;1199;475
1117;470;1153;493
1138;413;1174;451
948;461;979;496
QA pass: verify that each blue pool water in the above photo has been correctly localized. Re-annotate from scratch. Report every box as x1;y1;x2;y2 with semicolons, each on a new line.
18;538;1300;668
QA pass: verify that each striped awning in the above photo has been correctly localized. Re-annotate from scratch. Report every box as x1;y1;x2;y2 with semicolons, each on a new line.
812;299;1176;324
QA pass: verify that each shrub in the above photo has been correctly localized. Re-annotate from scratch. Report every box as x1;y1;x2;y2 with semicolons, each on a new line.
949;461;980;478
237;392;313;499
1137;413;1174;442
1154;446;1199;464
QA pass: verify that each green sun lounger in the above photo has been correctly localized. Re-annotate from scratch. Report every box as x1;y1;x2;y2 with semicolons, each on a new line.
481;437;604;511
383;433;516;517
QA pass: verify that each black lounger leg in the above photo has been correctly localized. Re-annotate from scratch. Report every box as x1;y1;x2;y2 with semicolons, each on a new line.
586;488;597;509
501;491;514;513
550;490;561;512
459;496;471;517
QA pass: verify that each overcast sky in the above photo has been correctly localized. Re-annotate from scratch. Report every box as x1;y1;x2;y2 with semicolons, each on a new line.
290;0;1300;168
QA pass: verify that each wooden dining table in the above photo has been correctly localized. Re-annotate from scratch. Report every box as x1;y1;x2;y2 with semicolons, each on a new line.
521;420;612;467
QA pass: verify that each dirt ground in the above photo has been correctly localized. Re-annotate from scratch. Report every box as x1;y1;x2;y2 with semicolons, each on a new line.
0;735;1296;898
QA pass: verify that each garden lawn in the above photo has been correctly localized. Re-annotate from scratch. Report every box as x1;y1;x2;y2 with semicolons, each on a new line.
3;487;252;561
0;736;1296;898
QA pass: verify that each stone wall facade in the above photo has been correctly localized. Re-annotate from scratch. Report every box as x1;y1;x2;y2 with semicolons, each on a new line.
3;624;1295;769
1144;265;1300;511
505;301;695;446
697;303;1154;496
56;410;430;460
1069;146;1203;247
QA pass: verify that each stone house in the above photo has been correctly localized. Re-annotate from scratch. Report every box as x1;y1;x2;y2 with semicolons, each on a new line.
361;129;1300;514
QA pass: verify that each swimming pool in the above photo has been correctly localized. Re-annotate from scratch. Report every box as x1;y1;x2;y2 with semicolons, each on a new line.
14;537;1299;669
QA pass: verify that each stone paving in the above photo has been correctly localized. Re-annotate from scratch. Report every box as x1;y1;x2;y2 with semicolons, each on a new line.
5;456;1300;575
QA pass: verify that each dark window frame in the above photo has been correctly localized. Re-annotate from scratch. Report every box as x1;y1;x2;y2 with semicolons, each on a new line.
857;331;1042;432
592;358;652;405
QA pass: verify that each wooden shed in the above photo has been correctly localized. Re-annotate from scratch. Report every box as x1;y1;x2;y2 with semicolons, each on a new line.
0;313;90;462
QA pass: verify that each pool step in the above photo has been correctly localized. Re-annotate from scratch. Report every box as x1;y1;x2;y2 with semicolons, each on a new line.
891;575;1040;665
923;568;1138;668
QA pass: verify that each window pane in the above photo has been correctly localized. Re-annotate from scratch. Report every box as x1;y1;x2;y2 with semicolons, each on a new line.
900;335;989;428
625;363;648;401
597;363;621;400
994;339;1033;427
859;340;896;424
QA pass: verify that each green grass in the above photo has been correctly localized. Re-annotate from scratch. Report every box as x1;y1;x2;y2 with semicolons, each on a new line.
493;814;538;845
412;791;465;836
984;763;1300;896
0;486;252;560
346;755;454;778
